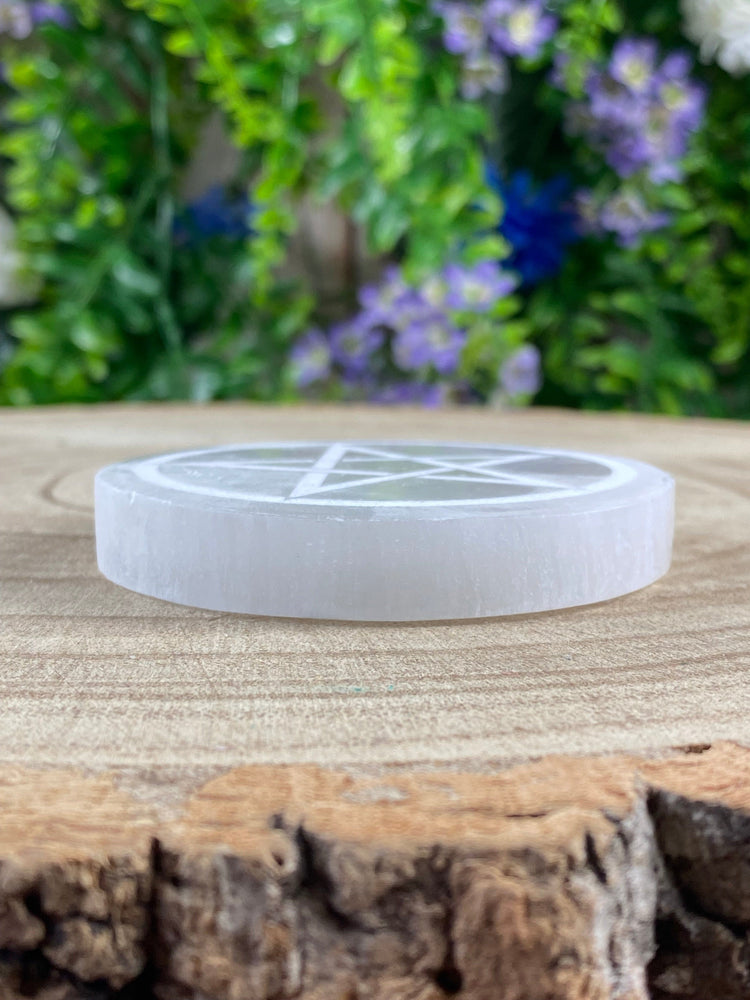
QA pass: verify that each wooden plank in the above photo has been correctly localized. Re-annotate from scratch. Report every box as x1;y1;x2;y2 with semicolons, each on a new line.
0;403;749;998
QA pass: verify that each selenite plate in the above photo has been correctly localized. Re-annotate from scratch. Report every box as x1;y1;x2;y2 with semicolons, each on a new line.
94;441;675;621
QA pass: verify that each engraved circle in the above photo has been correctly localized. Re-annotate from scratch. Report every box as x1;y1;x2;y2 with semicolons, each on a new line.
129;442;635;507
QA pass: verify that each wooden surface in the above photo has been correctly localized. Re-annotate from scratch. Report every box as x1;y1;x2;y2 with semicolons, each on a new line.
2;403;750;771
1;402;750;999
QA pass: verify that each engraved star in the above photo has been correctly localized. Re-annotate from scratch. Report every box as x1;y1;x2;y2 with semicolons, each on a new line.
174;443;607;502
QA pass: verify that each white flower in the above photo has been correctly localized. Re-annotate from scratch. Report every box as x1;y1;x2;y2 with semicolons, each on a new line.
681;0;750;74
0;207;40;307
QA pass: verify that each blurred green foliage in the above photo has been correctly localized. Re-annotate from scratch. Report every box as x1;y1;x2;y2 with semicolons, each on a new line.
0;3;310;402
0;0;504;404
0;0;749;415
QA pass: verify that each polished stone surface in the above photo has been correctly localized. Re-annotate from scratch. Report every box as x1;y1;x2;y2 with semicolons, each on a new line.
95;441;674;620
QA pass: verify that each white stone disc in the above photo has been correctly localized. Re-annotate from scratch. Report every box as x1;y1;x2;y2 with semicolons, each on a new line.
95;441;674;621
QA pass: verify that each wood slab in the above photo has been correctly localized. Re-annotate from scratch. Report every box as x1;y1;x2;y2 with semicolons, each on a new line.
1;403;749;999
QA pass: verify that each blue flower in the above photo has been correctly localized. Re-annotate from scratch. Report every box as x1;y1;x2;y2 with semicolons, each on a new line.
175;184;252;241
488;167;578;285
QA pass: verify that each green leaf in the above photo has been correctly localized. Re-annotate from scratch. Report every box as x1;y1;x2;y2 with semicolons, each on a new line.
369;201;409;252
112;255;162;297
164;28;200;57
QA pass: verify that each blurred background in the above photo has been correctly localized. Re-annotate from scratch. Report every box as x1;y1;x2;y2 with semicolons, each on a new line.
0;0;749;415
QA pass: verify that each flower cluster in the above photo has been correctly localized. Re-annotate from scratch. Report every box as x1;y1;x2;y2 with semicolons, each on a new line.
289;261;541;404
555;38;705;247
434;0;557;98
681;0;750;75
563;39;705;184
575;189;669;248
0;1;70;36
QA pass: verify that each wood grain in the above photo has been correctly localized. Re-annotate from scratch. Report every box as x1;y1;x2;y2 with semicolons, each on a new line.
1;402;749;998
2;404;749;773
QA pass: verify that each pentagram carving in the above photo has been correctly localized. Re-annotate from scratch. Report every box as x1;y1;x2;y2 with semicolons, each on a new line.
131;442;633;507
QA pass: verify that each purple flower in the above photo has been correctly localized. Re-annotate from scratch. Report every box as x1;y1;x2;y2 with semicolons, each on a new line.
659;50;692;82
387;289;438;333
329;318;384;375
598;190;669;247
609;38;658;95
357;266;445;334
645;62;705;183
30;2;72;26
485;0;557;59
641;113;688;183
499;345;541;396
431;0;554;99
420;272;449;309
567;39;705;185
656;57;706;134
289;328;332;388
369;382;449;407
0;1;32;37
358;266;410;327
434;1;486;55
443;260;517;311
360;270;438;335
604;128;656;178
584;71;648;131
393;317;466;375
460;48;508;99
